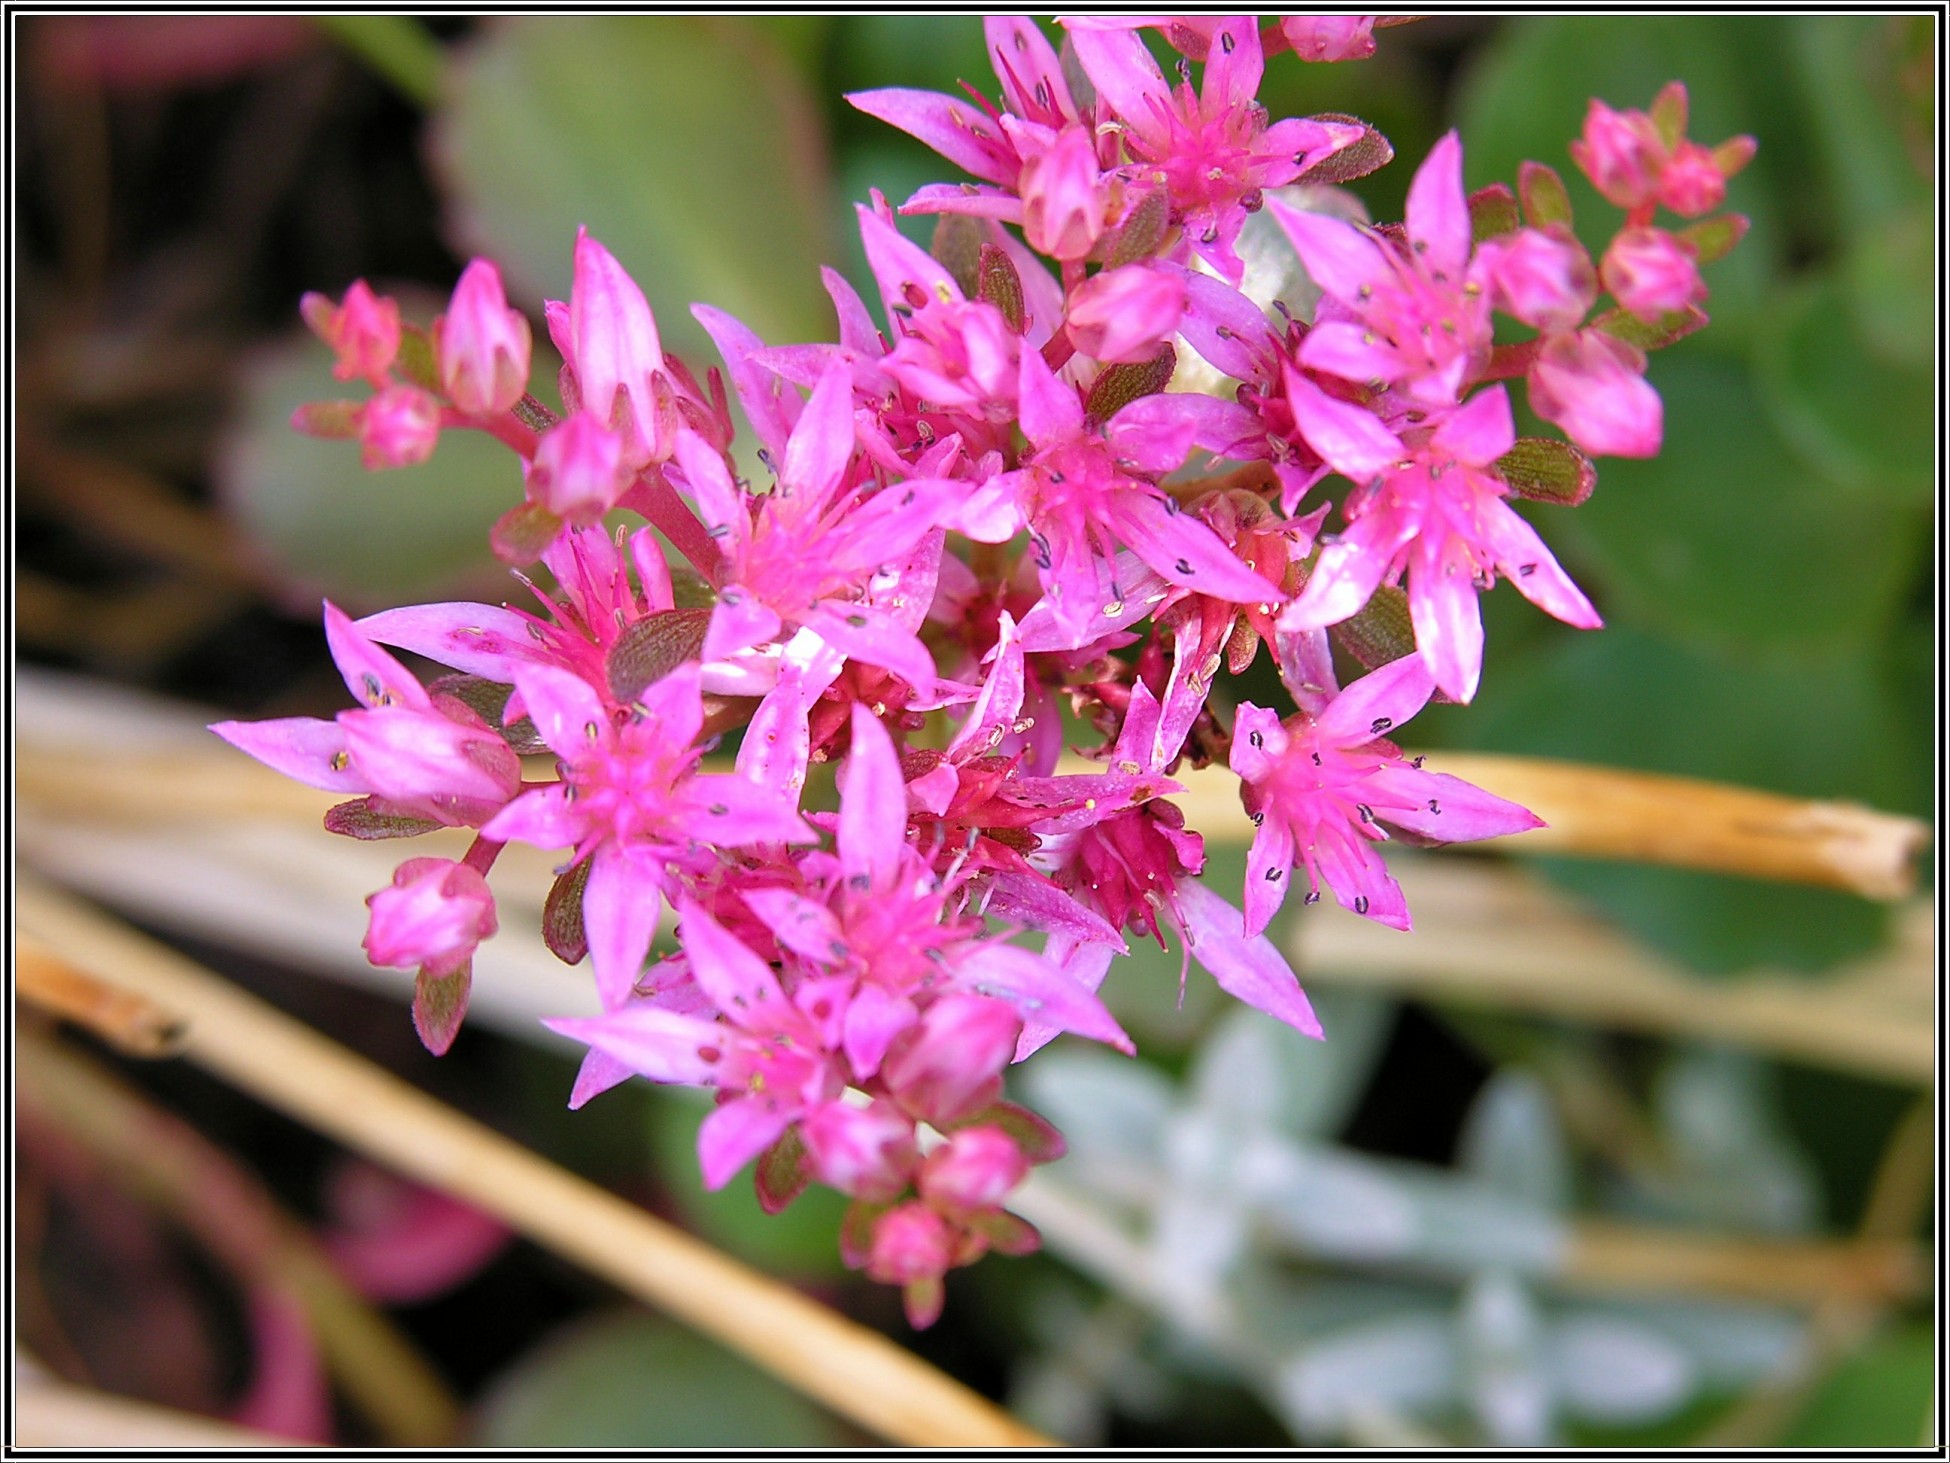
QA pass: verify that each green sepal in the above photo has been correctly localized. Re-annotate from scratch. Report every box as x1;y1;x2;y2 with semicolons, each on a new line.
323;796;444;840
754;1126;813;1215
290;400;362;438
1084;344;1177;423
1297;113;1395;186
1495;436;1597;506
543;858;592;966
1330;581;1417;673
394;322;442;393
1593;302;1707;351
606;607;711;705
976;243;1026;333
930;214;985;299
1468;182;1521;243
412;961;472;1056
1518;160;1574;229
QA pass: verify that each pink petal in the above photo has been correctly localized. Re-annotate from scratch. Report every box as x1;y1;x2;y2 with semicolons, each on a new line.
681;772;815;847
583;848;665;1009
984;16;1075;122
1363;763;1546;843
508;661;608;760
542;1005;728;1087
1405;131;1472;282
1015;339;1084;447
1430;384;1516;467
674;896;787;1027
1067;25;1171;146
855;203;964;319
1174;878;1322;1037
698;1098;795;1190
704;587;783;664
843;982;918;1080
806;601;937;693
568;1048;635;1108
1279;507;1415;629
782;362;858;504
1268;200;1392;306
1241;813;1297;939
356;601;542;682
1109;492;1281;604
1314;824;1411;929
846;89;1018;186
839;703;910;886
741;886;846;964
820;266;884;356
480;782;583;849
957;943;1133;1053
1482;499;1604;629
210;716;364;793
323;600;430;711
1200;16;1264;111
1314;653;1437;746
692;304;796;460
1296;318;1403;386
1407;538;1487;703
1287;368;1403;478
672;427;745;551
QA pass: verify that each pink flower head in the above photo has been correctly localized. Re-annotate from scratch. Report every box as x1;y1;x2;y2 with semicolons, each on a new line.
1569;97;1668;211
1067;18;1365;280
211;601;521;827
1528;328;1663;459
1065;263;1188;363
356;385;440;470
524;409;629;524
800;1098;919;1202
482;661;813;1005
1281;377;1601;702
672;360;958;695
364;857;497;978
882;993;1022;1127
437;259;532;416
1230;654;1543;934
919;1125;1029;1215
300;279;400;386
1473;226;1597;334
1273;132;1493;408
546;228;669;467
1601;227;1705;322
1020;124;1106;260
1279;15;1378;62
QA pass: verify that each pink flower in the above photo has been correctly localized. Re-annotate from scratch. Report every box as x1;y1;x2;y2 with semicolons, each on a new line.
1570;84;1755;218
524;410;629;524
363;857;497;977
437;259;531;416
482;662;812;1005
546;228;669;467
356;385;440;469
1281;377;1601;702
300;279;399;386
865;1202;959;1327
211;602;521;827
1272;132;1493;408
882;994;1023;1127
1474;226;1597;333
1600;227;1705;321
1067;19;1364;280
1065;263;1188;363
1230;654;1543;934
1660;139;1751;217
1528;328;1663;459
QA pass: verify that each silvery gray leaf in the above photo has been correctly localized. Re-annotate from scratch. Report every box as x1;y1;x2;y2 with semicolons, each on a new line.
1271;1311;1456;1442
1549;1314;1696;1423
1459;1272;1554;1446
1456;1068;1571;1213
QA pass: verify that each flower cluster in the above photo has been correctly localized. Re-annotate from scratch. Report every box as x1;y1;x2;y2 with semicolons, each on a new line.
223;20;1747;1323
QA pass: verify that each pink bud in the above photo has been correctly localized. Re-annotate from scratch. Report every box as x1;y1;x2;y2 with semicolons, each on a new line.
550;228;666;467
301;280;401;386
1601;227;1705;322
1065;263;1187;364
864;1201;957;1287
1569;98;1667;211
364;857;497;977
524;410;629;523
1657;140;1731;217
1021;126;1105;262
1279;15;1377;62
800;1099;918;1202
1529;328;1662;459
1477;227;1597;333
356;385;441;469
438;259;532;416
919;1125;1029;1214
883;994;1021;1126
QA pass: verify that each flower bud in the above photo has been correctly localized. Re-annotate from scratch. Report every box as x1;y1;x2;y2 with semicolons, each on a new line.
438;259;532;416
356;385;441;469
864;1201;957;1287
364;857;497;977
301;279;401;386
550;228;666;467
1020;126;1105;261
1477;227;1597;333
919;1125;1029;1214
1065;263;1187;364
1528;328;1662;460
1568;99;1666;211
883;994;1021;1126
524;410;629;523
1600;227;1704;322
1657;140;1734;217
1279;15;1377;62
801;1099;918;1202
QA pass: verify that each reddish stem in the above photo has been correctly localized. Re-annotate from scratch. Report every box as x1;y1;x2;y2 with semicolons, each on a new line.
1482;339;1544;381
461;835;505;877
621;467;723;580
441;408;539;459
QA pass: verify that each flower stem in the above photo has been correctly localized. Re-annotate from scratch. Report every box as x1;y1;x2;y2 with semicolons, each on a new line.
313;17;444;108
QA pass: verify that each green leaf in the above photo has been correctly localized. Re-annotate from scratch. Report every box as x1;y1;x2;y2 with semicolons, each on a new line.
220;329;516;611
434;18;833;365
1459;626;1907;973
1779;1323;1935;1447
476;1310;846;1447
1754;272;1932;506
1550;352;1919;655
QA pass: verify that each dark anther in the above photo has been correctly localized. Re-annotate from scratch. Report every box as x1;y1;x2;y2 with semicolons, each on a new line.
1265;866;1282;880
1428;799;1441;814
1354;895;1370;914
1304;890;1321;905
1248;730;1264;748
1370;716;1393;734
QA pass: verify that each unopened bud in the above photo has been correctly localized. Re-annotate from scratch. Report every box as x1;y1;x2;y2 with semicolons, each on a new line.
302;280;401;386
357;386;441;469
438;259;532;416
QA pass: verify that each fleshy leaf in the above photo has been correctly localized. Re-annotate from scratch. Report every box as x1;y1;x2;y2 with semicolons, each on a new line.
951;1100;1067;1164
1327;581;1417;673
930;214;985;298
428;674;549;754
1468;182;1521;242
323;797;444;841
543;858;592;967
490;500;563;566
754;1127;813;1216
412;962;472;1056
1496;437;1597;506
1084;344;1177;423
975;243;1026;333
606;607;712;704
1296;112;1394;185
1517;160;1574;229
1591;302;1709;351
